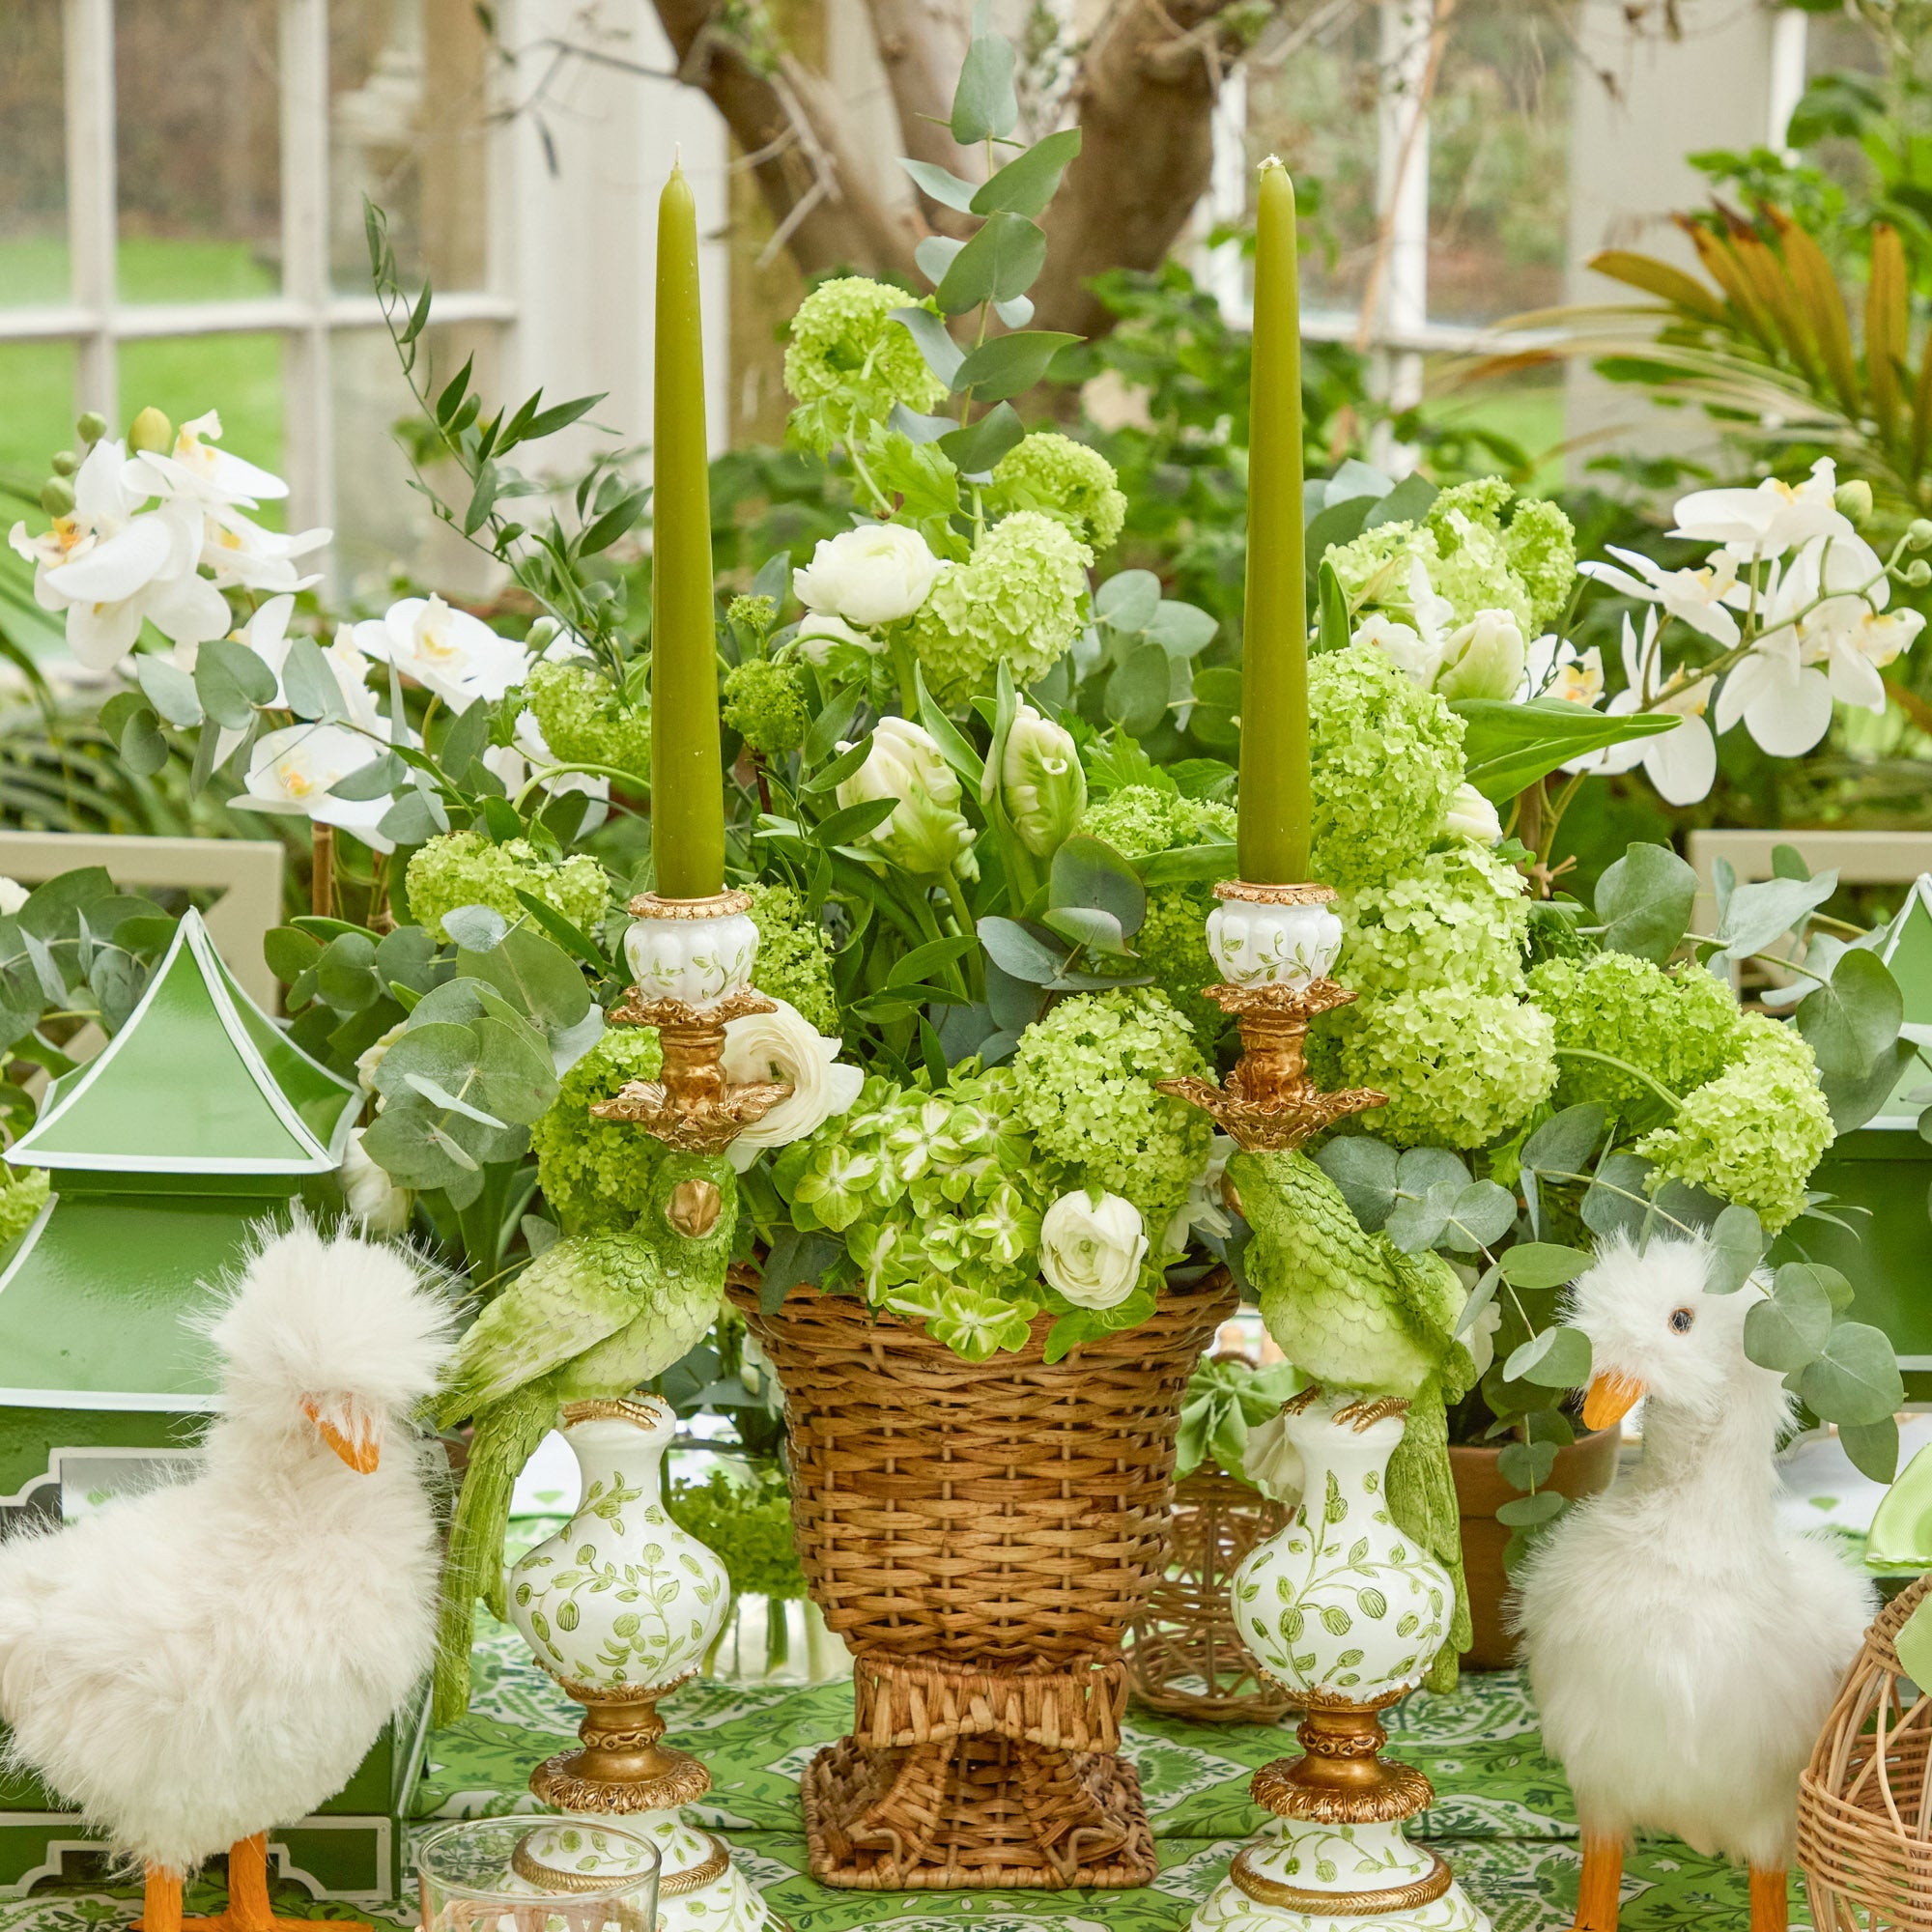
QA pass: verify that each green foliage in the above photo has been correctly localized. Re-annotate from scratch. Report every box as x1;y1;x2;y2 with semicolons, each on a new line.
405;831;611;946
665;1465;807;1600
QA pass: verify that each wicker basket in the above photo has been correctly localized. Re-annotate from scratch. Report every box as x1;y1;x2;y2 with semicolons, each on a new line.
1126;1458;1292;1722
1799;1576;1932;1930
728;1265;1234;1889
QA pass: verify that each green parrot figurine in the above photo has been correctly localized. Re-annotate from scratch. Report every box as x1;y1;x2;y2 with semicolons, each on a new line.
432;1148;737;1724
1230;1145;1478;1692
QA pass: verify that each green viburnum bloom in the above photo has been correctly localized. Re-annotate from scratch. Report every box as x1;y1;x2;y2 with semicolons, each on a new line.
405;831;609;945
783;276;949;454
523;659;651;782
1308;640;1464;889
723;658;810;757
1312;982;1556;1151
1635;1013;1833;1232
910;511;1093;705
1323;476;1577;637
745;883;839;1037
985;432;1128;553
1080;785;1236;862
530;1028;667;1234
1337;843;1531;1005
1526;952;1746;1115
1009;988;1211;1228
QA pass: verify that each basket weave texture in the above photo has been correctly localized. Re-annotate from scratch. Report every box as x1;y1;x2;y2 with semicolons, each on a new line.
1800;1574;1932;1931
728;1265;1233;1889
1127;1459;1292;1722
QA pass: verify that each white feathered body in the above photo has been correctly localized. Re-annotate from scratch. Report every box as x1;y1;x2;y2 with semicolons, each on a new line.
0;1220;452;1874
1515;1236;1874;1870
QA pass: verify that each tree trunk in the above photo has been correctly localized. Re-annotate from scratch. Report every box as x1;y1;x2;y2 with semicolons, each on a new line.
1031;0;1252;342
646;0;922;283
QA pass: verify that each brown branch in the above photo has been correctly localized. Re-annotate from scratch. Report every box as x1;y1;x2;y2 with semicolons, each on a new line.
1029;0;1270;342
645;0;920;282
860;0;985;233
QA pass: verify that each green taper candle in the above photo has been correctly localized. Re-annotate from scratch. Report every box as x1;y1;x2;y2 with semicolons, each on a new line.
1236;157;1311;885
650;160;726;899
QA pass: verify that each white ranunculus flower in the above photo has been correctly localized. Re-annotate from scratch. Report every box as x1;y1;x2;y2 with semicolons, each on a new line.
354;593;532;711
1352;614;1440;689
341;1126;413;1236
1039;1189;1148;1310
0;878;28;917
355;1020;408;1099
795;612;879;664
1435;609;1526;701
1001;702;1085;858
238;721;400;853
1165;1135;1236;1252
836;716;975;875
794;524;942;626
1440;781;1502;844
721;996;865;1172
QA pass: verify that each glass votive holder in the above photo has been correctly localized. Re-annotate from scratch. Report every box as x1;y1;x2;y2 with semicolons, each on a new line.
417;1817;663;1932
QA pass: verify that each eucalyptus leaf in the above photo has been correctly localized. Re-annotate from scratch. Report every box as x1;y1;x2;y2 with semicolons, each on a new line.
1594;843;1699;963
1798;1321;1905;1427
900;158;980;213
1520;1103;1608;1179
1716;869;1839;959
1048;834;1147;935
971;128;1081;216
977;915;1064;984
1504;1324;1593;1390
1498;1243;1592;1290
936;213;1045;314
1095;570;1162;634
952;329;1080;402
135;653;205;728
1311;1135;1400;1231
1743;1266;1833;1372
890;306;964;388
950;31;1018;143
1706;1205;1766;1293
193;637;277;728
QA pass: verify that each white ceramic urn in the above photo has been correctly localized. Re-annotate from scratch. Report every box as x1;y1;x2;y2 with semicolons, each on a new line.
623;895;758;1007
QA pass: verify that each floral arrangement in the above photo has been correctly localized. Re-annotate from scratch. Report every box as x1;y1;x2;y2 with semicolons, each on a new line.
2;37;1922;1576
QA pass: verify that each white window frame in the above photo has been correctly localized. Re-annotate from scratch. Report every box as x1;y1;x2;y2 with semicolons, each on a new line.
1202;0;1813;470
7;0;520;537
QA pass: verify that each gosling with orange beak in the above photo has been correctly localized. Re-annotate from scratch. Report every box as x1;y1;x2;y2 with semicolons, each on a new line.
1513;1231;1874;1932
0;1216;454;1932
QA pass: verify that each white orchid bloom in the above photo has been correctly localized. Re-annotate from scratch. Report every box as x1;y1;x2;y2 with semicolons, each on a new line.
237;721;399;852
1164;1135;1236;1253
482;711;611;835
15;441;229;668
199;503;330;594
1813;606;1924;713
720;997;865;1172
1579;611;1718;805
354;593;531;711
1716;625;1831;757
1577;546;1741;647
1520;634;1605;708
1668;456;1852;559
127;411;290;507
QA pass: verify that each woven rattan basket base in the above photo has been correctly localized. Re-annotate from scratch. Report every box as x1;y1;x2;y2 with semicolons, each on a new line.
801;1733;1158;1889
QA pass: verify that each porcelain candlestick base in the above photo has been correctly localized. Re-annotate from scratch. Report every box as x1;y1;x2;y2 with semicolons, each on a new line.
1187;1398;1490;1932
508;1398;785;1930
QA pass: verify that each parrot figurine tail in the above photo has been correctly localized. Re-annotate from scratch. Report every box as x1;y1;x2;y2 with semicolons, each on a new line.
433;1379;554;1726
1231;1146;1477;1692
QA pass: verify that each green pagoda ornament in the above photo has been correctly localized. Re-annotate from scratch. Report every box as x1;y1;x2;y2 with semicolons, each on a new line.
0;910;418;1905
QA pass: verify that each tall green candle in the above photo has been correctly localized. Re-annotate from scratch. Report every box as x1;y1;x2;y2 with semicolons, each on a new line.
1236;158;1312;885
650;161;726;899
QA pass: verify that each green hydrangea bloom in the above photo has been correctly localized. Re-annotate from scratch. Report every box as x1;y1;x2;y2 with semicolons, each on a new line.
1009;988;1211;1226
406;831;610;945
985;432;1128;553
531;1028;667;1235
1080;785;1236;861
1312;984;1556;1151
910;511;1094;705
1636;1013;1833;1231
1526;953;1745;1113
746;882;839;1037
1308;640;1464;888
0;1166;48;1248
524;659;651;781
783;276;949;454
723;659;810;756
1338;844;1531;1003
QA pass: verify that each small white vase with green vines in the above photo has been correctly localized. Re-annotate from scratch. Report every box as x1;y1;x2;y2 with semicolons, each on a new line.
1189;1396;1489;1932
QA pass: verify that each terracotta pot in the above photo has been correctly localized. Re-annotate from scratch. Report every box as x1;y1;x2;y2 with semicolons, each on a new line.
1450;1426;1621;1670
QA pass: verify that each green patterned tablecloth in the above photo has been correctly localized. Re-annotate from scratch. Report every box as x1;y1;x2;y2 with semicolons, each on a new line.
0;1597;1791;1932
